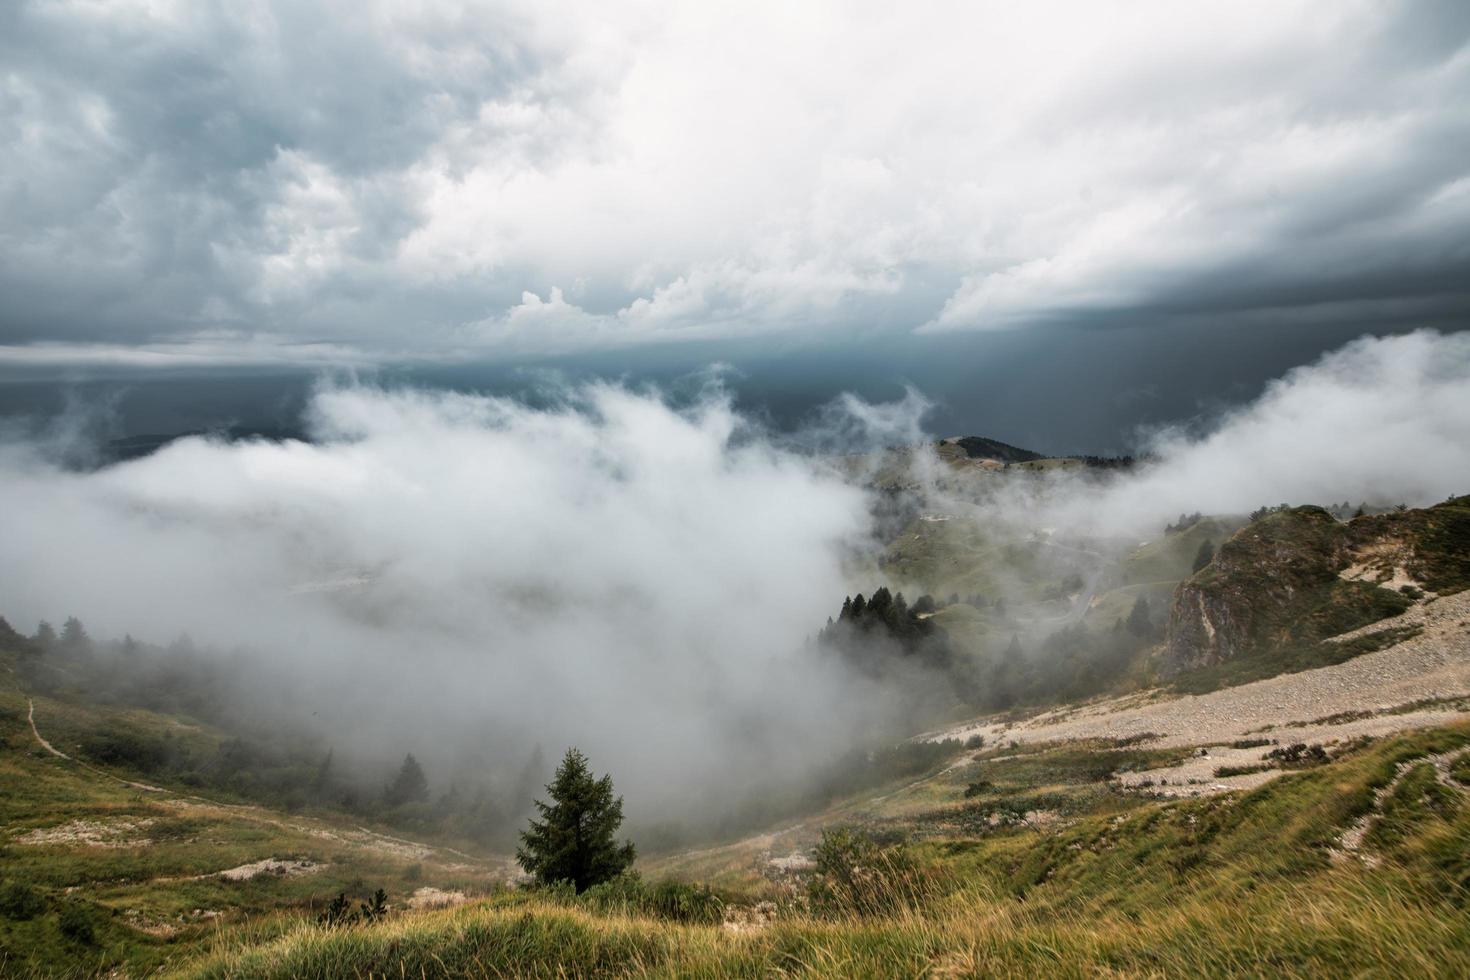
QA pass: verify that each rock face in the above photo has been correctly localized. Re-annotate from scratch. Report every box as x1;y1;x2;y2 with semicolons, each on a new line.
1162;497;1470;677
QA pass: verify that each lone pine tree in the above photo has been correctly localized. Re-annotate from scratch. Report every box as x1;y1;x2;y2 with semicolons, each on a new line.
516;747;635;892
385;753;429;806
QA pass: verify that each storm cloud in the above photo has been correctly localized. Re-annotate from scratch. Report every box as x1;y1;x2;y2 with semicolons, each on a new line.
2;0;1467;366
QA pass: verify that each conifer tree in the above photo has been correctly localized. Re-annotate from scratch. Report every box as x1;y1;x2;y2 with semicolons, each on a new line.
385;753;429;806
517;748;635;892
1005;633;1023;661
59;616;90;651
1127;595;1154;638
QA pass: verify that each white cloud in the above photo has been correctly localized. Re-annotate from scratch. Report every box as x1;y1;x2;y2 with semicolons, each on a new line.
0;380;885;823
951;330;1470;536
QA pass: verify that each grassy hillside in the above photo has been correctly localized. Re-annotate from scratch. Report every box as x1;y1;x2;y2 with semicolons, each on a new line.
178;723;1470;978
1118;517;1239;586
0;649;508;977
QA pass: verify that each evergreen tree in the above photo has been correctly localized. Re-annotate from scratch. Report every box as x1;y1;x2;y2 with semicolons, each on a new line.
1127;595;1154;638
59;616;90;651
314;749;335;794
0;616;31;654
516;748;635;892
33;621;57;648
1191;539;1216;573
385;753;429;806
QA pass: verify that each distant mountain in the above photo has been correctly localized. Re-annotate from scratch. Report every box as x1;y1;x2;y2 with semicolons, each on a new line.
939;436;1045;464
103;426;306;464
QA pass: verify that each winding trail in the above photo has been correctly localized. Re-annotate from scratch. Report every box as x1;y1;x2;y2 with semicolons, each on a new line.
27;697;166;792
1334;747;1470;866
27;698;68;759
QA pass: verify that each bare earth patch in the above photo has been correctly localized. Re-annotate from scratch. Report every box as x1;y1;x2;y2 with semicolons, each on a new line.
767;850;815;873
723;901;778;935
14;817;156;848
406;886;469;910
217;857;324;881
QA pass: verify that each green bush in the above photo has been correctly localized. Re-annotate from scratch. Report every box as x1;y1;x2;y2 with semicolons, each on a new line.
57;902;96;945
1267;743;1329;767
578;873;724;925
807;828;948;917
0;880;44;920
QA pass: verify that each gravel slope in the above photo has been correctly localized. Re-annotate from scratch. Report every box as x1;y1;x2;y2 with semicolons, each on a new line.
936;589;1470;764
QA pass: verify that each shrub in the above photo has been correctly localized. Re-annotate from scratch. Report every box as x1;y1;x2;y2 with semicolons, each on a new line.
579;873;724;925
807;828;948;917
82;728;171;771
317;889;389;927
317;893;354;926
1230;738;1273;749
0;880;44;920
360;889;388;923
1266;743;1329;767
57;902;95;944
963;780;993;798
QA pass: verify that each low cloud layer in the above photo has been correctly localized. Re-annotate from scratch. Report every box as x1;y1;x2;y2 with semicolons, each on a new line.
922;331;1470;538
2;1;1468;365
0;332;1465;834
0;382;882;826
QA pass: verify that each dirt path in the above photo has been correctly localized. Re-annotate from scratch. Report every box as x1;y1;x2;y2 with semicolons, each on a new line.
27;697;166;792
936;589;1470;753
27;698;68;759
1333;746;1470;866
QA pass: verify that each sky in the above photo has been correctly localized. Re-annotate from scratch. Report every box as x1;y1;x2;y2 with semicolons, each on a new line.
2;0;1468;377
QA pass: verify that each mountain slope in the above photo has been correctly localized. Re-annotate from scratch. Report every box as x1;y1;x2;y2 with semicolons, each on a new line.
1165;497;1470;677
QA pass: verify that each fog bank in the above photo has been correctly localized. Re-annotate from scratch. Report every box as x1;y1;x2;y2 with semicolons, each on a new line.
0;383;883;829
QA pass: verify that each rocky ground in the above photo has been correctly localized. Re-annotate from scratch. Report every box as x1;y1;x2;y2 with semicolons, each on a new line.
936;589;1470;794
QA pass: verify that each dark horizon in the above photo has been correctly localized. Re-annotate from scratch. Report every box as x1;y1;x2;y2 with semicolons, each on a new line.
0;316;1423;458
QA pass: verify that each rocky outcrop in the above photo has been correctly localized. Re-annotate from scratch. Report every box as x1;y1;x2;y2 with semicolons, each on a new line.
1160;497;1470;677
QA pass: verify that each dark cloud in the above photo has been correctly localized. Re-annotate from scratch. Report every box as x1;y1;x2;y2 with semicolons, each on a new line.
0;1;1466;363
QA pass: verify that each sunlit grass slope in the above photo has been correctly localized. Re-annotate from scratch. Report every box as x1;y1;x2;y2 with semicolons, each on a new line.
179;723;1470;979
